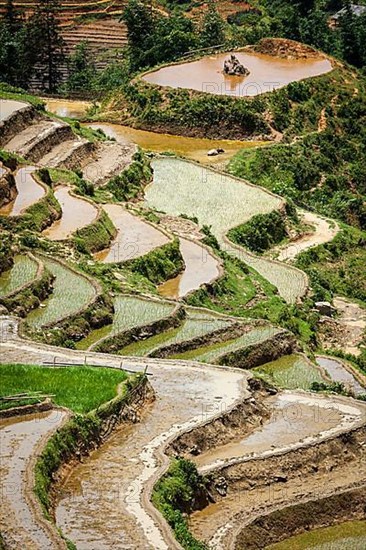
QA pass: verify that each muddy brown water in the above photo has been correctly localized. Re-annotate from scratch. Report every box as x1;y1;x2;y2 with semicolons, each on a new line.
0;410;67;549
142;51;332;96
195;392;347;472
0;99;28;121
316;356;365;396
45;99;266;164
87;122;264;165
159;237;221;299
53;360;244;550
94;204;169;263
43;98;92;119
0;166;45;217
42;186;97;240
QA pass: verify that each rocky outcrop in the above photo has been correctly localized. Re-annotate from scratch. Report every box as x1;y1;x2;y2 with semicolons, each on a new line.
217;330;299;369
250;37;328;59
223;54;250;76
0;169;16;207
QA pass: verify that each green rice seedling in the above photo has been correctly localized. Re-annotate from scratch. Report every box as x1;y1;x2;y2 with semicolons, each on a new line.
172;326;281;362
0;255;38;296
254;354;325;390
0;363;128;413
26;258;96;327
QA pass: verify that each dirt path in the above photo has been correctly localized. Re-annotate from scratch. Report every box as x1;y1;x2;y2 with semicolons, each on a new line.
275;211;339;262
333;297;366;355
0;410;69;549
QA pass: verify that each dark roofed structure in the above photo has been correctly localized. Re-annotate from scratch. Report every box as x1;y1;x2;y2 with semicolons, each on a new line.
329;4;366;27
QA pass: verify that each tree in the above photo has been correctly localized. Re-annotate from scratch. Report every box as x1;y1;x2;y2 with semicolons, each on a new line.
65;41;96;92
200;1;225;48
28;0;65;92
0;0;26;86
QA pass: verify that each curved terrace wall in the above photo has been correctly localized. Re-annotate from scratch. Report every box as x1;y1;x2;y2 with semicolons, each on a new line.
234;485;366;549
92;302;186;353
0;253;55;317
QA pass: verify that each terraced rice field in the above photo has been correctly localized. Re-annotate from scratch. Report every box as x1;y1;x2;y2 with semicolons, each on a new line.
171;325;281;362
145;158;307;303
0;255;38;296
316;356;365;396
119;311;233;356
0;166;45;217
94;204;169;263
254;354;326;390
76;295;175;350
146;158;282;237
268;520;366;550
26;258;96;328
0;99;28;121
86;121;264;165
158;238;220;299
43;186;97;240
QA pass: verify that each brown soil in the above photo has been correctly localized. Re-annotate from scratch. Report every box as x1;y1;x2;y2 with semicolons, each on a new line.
250;38;328;60
189;426;366;546
235;485;366;549
167;379;273;459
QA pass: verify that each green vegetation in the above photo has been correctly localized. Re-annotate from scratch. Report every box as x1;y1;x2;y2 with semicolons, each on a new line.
152;458;208;550
0;0;64;92
295;226;366;304
267;520;366;550
25;258;96;328
0;262;54;317
34;373;146;516
228;82;366;229
107;150;153;201
76;295;175;350
0;254;37;296
228;211;288;254
254;354;325;390
18;182;62;232
172;326;280;363
128;237;184;284
74;208;116;254
0;363;127;413
120;314;232;356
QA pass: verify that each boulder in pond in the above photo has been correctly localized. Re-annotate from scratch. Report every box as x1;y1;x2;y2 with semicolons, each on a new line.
223;54;250;77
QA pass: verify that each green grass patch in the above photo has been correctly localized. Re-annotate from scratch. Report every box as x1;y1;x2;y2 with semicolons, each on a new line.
152;458;208;550
253;354;325;390
0;363;127;413
267;520;366;550
0;83;45;110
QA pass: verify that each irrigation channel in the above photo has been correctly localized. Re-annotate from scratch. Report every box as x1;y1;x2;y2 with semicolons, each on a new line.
1;317;365;550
